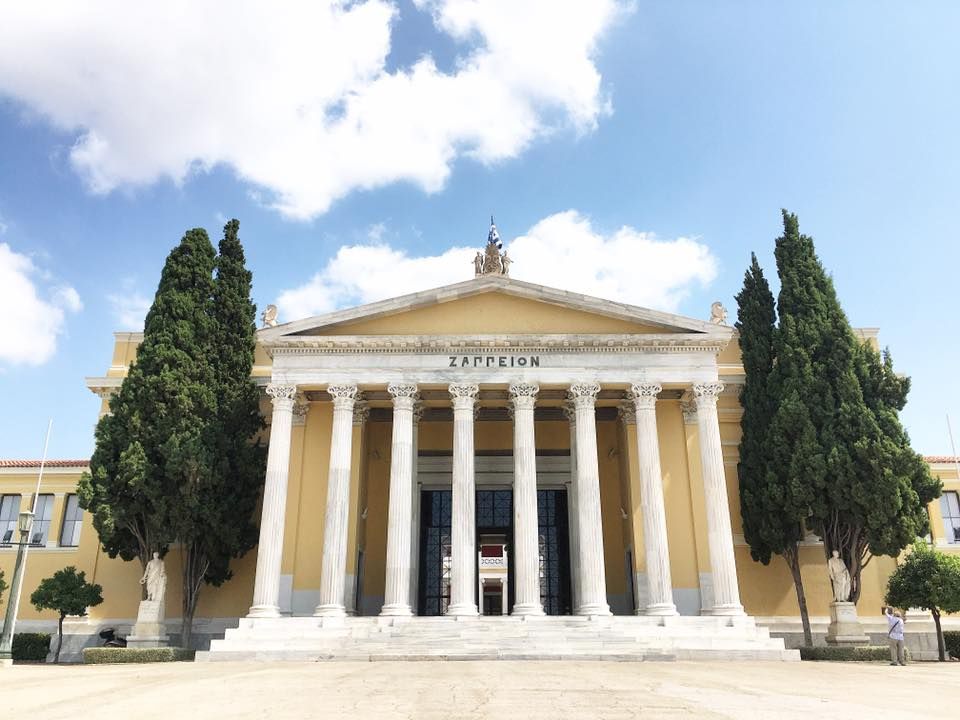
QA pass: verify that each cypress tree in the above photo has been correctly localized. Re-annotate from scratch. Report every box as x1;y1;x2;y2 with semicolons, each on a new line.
736;253;814;646
770;210;936;604
174;220;265;648
79;229;218;570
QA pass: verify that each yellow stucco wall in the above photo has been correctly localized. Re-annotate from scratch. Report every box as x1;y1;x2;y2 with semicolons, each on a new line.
313;292;679;336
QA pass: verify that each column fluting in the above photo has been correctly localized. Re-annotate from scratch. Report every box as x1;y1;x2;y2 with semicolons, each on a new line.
629;383;678;616
409;402;422;611
315;384;359;617
447;383;479;616
381;383;418;616
248;383;297;618
693;381;745;616
563;402;582;614
510;382;544;616
569;381;612;616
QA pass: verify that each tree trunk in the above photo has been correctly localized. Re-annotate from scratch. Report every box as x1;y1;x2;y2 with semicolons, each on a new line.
55;612;65;664
933;607;945;662
784;546;813;647
180;544;204;650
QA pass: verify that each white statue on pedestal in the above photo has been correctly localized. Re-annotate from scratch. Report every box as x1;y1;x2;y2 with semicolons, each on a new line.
140;551;167;603
827;550;851;603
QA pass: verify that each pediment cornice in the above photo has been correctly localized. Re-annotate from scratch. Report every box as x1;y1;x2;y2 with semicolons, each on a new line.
260;275;732;344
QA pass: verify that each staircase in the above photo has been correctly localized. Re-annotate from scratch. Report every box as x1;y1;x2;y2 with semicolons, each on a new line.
196;615;800;662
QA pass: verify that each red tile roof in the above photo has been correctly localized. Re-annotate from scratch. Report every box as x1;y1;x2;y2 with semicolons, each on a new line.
925;456;960;464
0;459;89;468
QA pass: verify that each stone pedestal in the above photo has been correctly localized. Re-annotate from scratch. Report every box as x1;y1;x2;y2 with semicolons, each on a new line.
127;600;169;648
825;601;869;645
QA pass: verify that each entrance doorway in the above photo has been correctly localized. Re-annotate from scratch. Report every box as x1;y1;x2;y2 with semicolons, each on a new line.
418;487;571;616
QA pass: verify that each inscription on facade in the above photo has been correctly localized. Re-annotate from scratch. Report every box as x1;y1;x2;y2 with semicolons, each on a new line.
448;355;541;368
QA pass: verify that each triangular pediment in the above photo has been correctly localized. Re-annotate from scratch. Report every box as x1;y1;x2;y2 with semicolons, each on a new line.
261;276;729;345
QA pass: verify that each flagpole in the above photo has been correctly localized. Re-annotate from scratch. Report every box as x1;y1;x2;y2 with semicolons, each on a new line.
31;419;53;513
948;414;960;488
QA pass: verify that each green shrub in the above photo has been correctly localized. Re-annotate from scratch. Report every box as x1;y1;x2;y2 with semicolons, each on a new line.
83;647;195;664
944;632;960;660
799;645;909;662
13;633;50;662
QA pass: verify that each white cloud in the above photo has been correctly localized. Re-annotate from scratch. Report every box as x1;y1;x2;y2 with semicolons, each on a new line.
107;279;152;330
0;1;623;220
276;210;716;322
0;243;82;365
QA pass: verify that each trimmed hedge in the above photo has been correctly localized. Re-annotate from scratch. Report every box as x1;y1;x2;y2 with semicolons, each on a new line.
83;647;195;664
13;633;50;662
799;645;909;662
944;632;960;660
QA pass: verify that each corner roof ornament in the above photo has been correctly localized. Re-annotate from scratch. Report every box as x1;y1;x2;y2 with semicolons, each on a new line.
473;215;512;277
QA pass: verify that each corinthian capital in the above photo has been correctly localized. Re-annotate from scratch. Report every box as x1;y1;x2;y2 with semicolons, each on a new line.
629;382;662;410
266;383;297;406
327;384;359;410
567;381;600;409
352;401;370;426
449;382;479;411
509;382;539;410
692;382;724;408
388;382;419;410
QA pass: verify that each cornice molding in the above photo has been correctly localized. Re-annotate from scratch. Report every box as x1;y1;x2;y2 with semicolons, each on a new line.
265;333;729;357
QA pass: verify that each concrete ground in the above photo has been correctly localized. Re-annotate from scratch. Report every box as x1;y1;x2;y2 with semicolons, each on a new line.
3;660;951;719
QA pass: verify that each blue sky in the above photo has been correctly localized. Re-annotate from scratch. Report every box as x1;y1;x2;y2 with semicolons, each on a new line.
0;1;957;459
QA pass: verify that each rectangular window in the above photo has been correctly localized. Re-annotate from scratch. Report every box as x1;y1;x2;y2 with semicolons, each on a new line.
1;494;22;545
940;491;960;543
30;494;54;546
59;494;83;547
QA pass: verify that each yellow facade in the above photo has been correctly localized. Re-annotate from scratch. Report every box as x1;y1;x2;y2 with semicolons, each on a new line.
3;282;958;641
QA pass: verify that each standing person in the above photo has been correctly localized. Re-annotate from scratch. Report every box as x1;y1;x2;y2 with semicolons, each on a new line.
885;607;906;665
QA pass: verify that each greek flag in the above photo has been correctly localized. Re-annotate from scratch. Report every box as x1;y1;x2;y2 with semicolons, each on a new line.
488;215;502;249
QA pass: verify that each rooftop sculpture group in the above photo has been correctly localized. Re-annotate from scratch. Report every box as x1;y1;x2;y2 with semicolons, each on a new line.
475;217;512;277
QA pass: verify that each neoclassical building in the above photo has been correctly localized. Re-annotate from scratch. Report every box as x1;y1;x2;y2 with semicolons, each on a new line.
3;232;958;660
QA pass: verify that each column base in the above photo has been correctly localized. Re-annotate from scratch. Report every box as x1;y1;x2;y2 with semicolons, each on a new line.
446;603;479;617
247;604;281;619
643;602;679;617
380;604;413;617
576;602;612;616
511;603;545;617
710;603;746;616
314;604;347;618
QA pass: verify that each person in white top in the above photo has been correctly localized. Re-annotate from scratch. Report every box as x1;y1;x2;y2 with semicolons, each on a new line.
885;607;906;665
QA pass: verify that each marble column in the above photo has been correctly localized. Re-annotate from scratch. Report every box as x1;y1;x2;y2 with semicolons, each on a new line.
563;402;581;614
510;382;544;616
629;383;678;616
249;383;298;618
381;383;418;616
569;381;611;616
693;382;744;616
447;383;479;616
315;384;359;617
345;401;369;616
409;402;423;612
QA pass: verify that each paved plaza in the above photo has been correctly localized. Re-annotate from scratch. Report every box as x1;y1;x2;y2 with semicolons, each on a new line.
4;660;951;719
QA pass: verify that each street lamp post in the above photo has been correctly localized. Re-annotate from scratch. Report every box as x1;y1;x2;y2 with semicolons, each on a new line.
0;511;37;666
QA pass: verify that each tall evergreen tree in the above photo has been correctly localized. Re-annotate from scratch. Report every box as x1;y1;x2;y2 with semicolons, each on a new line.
770;210;936;603
174;220;265;648
736;254;814;646
79;229;218;569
